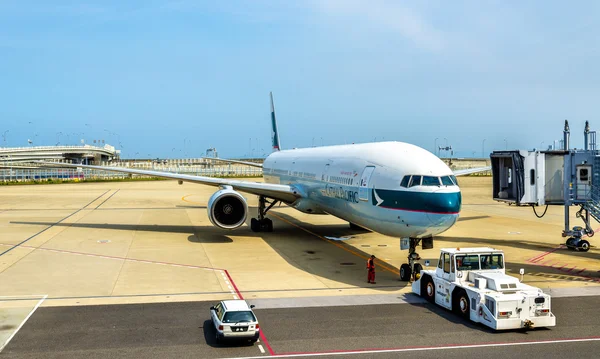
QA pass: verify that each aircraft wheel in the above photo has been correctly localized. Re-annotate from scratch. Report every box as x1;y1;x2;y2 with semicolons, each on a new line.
250;218;260;232
579;240;590;252
400;263;412;281
264;218;273;232
413;263;423;279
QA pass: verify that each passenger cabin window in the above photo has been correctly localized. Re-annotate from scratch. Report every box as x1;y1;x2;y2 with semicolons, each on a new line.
400;176;410;187
409;175;422;187
530;169;535;185
443;253;450;273
441;176;454;186
422;176;441;186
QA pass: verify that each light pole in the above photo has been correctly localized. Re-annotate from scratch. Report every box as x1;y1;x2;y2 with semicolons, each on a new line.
434;138;439;156
2;130;8;147
504;138;507;150
540;141;544;150
482;139;486;158
320;137;324;146
444;137;448;147
312;137;315;147
56;132;63;145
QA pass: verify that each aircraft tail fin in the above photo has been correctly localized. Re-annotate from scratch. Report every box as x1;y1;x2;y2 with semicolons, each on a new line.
270;92;281;151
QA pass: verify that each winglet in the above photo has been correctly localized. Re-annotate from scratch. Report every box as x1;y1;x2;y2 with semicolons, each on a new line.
270;92;281;151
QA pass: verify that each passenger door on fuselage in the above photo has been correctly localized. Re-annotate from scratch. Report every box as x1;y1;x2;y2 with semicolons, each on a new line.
358;166;375;202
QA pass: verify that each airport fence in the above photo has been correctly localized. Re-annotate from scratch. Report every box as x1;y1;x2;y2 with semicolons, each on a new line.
0;165;263;183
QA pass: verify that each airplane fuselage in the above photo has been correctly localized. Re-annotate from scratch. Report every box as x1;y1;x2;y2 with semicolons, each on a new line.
263;141;461;239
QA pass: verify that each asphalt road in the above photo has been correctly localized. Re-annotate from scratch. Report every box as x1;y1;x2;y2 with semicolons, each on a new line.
2;296;600;358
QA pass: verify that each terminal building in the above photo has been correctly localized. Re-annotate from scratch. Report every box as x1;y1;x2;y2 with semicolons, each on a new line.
0;144;119;167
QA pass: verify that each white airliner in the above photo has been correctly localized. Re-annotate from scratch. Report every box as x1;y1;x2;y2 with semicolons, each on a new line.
41;93;489;281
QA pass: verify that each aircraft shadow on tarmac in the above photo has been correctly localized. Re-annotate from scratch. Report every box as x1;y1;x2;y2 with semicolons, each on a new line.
11;206;409;292
257;210;410;292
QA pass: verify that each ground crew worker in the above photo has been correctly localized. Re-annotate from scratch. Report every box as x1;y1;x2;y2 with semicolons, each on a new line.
367;255;376;284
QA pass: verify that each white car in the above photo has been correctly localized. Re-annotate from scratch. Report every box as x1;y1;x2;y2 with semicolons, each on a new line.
210;300;260;344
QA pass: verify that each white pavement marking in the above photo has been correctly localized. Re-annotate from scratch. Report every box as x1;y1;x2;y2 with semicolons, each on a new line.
0;295;47;353
221;337;600;359
220;270;237;299
258;345;265;354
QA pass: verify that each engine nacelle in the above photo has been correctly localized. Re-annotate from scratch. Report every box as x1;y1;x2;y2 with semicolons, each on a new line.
207;187;248;229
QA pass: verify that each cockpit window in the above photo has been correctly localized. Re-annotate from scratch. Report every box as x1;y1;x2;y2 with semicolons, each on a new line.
409;175;422;187
441;176;454;186
400;176;410;188
450;175;458;185
422;176;441;186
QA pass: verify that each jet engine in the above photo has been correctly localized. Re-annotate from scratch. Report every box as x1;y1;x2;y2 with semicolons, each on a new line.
207;187;248;229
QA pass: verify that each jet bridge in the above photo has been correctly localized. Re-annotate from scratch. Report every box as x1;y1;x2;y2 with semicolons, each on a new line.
491;120;598;252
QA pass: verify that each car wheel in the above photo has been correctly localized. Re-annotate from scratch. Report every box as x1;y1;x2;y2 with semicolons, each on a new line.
454;290;470;318
422;277;435;303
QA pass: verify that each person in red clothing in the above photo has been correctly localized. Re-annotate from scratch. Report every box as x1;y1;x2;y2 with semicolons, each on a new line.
367;255;376;284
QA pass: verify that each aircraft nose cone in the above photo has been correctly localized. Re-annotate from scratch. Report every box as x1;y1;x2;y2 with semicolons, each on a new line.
428;190;461;214
426;190;461;228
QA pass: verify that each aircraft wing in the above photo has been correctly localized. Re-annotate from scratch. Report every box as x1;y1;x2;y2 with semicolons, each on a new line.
36;162;299;203
453;166;491;176
201;157;263;168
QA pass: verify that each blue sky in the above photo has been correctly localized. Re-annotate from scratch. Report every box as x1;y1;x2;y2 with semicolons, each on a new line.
1;1;599;158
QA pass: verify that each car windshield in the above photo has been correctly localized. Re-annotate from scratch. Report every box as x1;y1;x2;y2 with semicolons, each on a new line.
455;254;480;271
480;254;504;269
223;311;256;323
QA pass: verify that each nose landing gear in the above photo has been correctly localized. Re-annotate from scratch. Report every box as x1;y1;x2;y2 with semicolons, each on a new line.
400;238;428;281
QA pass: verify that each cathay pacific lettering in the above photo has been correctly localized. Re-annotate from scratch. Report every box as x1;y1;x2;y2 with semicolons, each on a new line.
323;184;359;203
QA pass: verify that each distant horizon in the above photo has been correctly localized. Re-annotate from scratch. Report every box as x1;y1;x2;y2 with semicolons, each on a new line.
1;1;598;158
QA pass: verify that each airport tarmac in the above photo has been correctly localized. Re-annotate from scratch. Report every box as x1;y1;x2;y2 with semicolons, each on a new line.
1;296;599;358
1;177;599;357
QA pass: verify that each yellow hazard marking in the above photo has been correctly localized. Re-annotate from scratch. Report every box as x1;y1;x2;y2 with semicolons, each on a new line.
181;194;200;204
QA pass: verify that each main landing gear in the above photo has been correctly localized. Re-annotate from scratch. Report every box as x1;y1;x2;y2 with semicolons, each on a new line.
250;196;278;233
400;237;431;282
